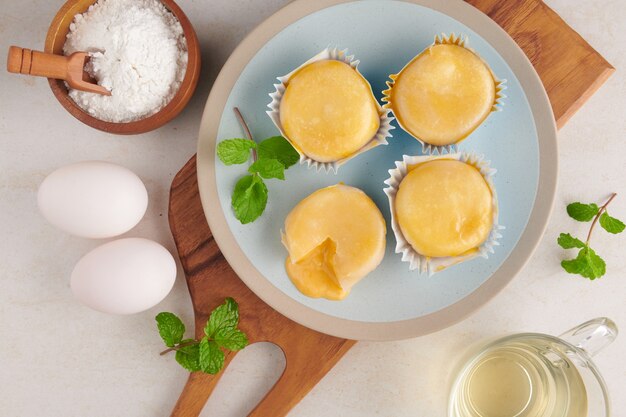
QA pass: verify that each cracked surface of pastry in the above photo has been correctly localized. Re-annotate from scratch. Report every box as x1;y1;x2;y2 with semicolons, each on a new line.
395;159;493;258
391;44;496;146
279;60;380;162
282;184;386;300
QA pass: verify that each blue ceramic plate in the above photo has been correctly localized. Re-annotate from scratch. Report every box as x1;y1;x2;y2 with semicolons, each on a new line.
197;0;557;340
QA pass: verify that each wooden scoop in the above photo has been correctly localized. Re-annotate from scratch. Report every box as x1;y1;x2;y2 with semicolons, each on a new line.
7;46;111;95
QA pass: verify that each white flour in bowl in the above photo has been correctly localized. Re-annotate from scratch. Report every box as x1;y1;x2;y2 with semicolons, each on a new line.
63;0;188;123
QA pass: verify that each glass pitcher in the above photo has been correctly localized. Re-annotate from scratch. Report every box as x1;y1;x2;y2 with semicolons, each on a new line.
448;317;618;417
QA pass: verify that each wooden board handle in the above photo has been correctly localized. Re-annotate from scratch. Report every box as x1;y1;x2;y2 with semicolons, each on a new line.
7;46;68;80
170;355;237;417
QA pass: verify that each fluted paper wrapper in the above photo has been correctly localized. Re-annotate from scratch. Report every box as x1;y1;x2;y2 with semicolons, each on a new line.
267;48;395;173
384;152;504;275
382;34;507;155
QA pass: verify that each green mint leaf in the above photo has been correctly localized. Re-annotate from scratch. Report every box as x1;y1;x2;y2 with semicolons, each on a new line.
248;158;285;180
599;212;625;234
557;233;586;249
258;136;300;168
217;139;256;165
566;202;599;222
199;339;224;374
584;247;606;279
205;298;240;338
232;174;268;224
561;248;589;276
175;339;201;372
155;312;186;347
561;258;584;275
214;328;249;351
561;246;606;280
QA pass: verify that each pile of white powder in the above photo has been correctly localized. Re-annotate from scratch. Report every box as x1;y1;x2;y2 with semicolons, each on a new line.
64;0;188;123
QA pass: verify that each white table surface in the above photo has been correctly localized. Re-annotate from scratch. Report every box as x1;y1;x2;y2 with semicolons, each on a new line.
1;0;625;415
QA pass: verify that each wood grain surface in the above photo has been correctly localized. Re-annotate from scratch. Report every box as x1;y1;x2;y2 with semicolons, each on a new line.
168;1;613;416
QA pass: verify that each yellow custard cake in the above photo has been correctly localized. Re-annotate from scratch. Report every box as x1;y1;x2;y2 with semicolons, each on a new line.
279;59;381;163
282;184;386;300
384;35;502;149
395;159;493;258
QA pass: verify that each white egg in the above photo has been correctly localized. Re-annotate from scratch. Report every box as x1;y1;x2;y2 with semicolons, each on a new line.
71;238;177;314
38;161;148;238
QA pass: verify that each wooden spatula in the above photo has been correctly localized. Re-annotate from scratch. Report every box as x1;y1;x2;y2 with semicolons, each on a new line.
7;46;111;95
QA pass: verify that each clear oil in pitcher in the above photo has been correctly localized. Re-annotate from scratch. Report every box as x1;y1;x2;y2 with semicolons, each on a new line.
449;335;588;417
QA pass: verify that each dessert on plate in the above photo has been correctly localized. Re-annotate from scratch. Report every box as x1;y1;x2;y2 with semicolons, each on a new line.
383;34;505;153
267;48;394;172
282;184;386;300
385;153;502;274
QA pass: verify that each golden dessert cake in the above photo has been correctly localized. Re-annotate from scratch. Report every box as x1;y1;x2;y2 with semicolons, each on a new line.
268;48;394;171
383;35;503;150
384;153;501;274
395;159;493;258
279;60;381;163
282;184;386;300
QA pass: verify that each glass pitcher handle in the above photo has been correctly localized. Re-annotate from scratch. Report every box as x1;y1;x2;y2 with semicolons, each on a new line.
559;317;618;358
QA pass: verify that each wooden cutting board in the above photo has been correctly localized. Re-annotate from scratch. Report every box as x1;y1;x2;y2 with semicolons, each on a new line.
168;1;613;416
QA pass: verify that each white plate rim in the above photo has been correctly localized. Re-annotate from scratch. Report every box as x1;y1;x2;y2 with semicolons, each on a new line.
196;0;558;341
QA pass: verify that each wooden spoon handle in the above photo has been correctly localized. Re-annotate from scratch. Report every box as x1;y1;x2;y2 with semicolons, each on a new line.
7;46;68;80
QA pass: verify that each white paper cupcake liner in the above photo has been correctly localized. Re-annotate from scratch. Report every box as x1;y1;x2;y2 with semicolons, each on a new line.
267;47;395;173
382;34;507;155
384;152;504;275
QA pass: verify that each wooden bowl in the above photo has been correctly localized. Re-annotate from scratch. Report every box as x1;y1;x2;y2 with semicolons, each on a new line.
44;0;201;134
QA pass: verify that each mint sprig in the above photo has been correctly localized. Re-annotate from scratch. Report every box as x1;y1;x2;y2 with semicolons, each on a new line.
216;108;299;224
558;193;622;280
156;298;248;374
